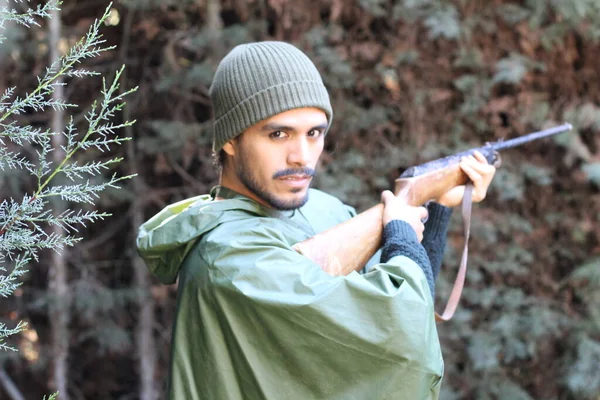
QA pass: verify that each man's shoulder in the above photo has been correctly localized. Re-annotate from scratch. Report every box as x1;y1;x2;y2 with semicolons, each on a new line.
303;188;356;217
199;189;354;247
305;188;346;206
200;203;300;245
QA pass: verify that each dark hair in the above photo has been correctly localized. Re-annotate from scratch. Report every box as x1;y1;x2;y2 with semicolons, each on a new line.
212;149;226;170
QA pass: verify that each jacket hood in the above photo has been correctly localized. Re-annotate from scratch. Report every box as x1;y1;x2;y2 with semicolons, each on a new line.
136;194;263;284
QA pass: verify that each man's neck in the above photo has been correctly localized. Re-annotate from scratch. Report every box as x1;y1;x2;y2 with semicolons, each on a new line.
219;170;271;209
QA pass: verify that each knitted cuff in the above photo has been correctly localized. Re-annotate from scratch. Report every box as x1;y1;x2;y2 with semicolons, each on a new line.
423;202;452;282
424;202;452;238
382;220;418;245
381;220;434;299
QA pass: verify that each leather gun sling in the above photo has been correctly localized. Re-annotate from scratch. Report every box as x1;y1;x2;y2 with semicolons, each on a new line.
435;183;473;322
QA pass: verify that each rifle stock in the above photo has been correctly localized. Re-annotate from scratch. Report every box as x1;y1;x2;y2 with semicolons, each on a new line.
293;163;470;275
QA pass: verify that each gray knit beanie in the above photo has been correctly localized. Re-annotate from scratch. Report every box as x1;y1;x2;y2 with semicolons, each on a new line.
209;41;333;152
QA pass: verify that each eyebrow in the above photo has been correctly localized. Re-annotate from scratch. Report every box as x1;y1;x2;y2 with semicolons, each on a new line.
261;122;329;133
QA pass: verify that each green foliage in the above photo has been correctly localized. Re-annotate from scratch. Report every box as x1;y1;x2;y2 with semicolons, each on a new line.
564;335;600;399
394;0;461;40
520;100;551;127
539;22;570;50
556;104;600;184
582;163;600;186
569;258;600;332
485;246;534;275
492;53;545;85
0;320;26;351
313;48;355;90
315;148;371;206
575;103;600;130
452;74;492;122
70;282;138;320
336;101;389;134
493;55;528;85
496;4;531;26
79;322;132;355
0;17;24;56
488;376;534;400
460;10;497;40
121;0;195;10
424;5;461;40
0;0;60;31
393;49;420;65
155;63;214;93
523;0;600;43
452;47;484;70
304;26;356;89
548;0;600;25
139;120;211;154
357;0;387;18
468;216;499;245
523;0;548;29
188;22;267;50
490;167;525;201
0;3;135;352
154;21;267;94
522;162;553;186
468;331;501;370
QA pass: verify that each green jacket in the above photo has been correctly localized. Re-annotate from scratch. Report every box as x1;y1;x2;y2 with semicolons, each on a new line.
137;188;443;400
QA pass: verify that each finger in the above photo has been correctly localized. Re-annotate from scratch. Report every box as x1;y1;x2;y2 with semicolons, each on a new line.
461;162;491;201
461;158;482;175
460;160;484;184
466;162;496;188
436;185;465;208
462;156;496;177
416;223;425;242
472;150;489;164
418;206;428;221
381;190;394;205
466;152;496;171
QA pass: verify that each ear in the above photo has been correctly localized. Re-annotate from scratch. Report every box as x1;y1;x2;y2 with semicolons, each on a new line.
222;140;236;156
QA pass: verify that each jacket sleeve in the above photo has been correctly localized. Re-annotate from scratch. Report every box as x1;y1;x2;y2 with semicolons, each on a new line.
199;224;443;399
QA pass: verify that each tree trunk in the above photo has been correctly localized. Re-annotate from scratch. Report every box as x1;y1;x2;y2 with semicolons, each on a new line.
0;368;26;400
206;0;223;31
120;8;158;400
48;7;70;400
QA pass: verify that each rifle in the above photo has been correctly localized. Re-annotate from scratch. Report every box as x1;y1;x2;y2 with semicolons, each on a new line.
293;123;573;320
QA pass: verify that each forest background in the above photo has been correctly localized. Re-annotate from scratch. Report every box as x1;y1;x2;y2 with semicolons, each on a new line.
1;0;599;399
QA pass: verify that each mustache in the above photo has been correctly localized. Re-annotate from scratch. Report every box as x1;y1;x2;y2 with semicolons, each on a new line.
272;167;316;179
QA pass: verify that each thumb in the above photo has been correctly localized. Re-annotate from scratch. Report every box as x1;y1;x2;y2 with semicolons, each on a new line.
381;190;394;205
418;206;429;222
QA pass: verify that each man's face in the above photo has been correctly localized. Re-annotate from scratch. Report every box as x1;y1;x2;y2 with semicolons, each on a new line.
222;107;328;210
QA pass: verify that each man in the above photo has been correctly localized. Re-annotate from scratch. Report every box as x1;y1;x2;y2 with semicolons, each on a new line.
137;41;495;399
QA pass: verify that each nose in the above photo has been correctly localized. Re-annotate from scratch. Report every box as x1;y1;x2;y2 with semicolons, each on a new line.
287;136;310;166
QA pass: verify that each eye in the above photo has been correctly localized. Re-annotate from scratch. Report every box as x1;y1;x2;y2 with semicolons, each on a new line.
307;129;322;138
269;131;288;139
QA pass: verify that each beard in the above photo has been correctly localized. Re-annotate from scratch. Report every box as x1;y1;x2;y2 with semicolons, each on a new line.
235;150;315;211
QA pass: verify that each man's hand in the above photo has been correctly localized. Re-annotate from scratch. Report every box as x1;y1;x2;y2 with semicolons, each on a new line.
436;150;496;208
381;190;428;242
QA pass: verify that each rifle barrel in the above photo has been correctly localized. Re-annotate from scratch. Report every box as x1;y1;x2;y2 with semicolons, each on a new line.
491;123;572;151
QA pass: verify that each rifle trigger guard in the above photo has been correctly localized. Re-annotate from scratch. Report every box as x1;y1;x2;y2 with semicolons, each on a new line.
492;151;502;168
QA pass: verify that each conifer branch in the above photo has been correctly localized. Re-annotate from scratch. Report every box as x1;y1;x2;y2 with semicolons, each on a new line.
0;3;115;124
0;0;61;29
0;2;136;352
0;321;26;350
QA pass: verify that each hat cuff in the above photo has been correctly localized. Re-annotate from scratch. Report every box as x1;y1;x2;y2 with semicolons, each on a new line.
213;80;332;152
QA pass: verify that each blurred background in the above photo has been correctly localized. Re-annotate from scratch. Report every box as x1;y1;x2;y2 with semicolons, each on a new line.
1;0;599;399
